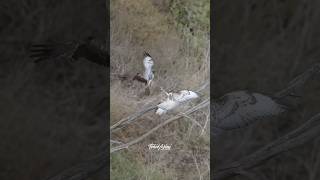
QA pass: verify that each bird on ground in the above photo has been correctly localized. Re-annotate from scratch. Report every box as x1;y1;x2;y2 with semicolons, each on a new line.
132;52;155;85
131;52;155;95
212;63;320;133
29;36;109;67
156;88;199;115
142;52;154;86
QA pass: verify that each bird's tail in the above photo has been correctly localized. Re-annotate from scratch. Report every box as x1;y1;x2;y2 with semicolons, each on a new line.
145;87;151;96
156;108;166;116
275;63;320;99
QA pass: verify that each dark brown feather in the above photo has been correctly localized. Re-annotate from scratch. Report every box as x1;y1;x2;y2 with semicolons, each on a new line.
29;37;109;67
132;73;147;85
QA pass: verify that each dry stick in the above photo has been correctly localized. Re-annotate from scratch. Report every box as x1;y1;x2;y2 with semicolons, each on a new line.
46;100;210;180
213;113;320;180
111;99;210;153
288;0;311;77
46;151;108;180
201;160;210;177
110;139;124;145
110;105;157;131
275;63;320;98
179;112;203;129
110;81;210;131
192;153;202;180
200;111;210;137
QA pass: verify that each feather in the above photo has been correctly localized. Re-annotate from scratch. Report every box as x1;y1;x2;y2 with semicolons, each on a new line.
142;51;154;87
213;91;287;130
144;51;151;58
132;73;147;85
212;63;320;132
156;108;167;115
156;90;199;115
29;37;109;67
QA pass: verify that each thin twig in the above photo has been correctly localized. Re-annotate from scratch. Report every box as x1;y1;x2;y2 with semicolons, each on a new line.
46;151;107;180
110;105;157;131
200;112;210;137
192;153;202;180
110;139;124;145
110;81;209;132
179;112;203;128
213;113;320;180
111;99;209;153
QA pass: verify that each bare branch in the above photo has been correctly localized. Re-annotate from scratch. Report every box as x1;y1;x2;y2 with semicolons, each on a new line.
213;113;320;180
46;151;107;180
110;81;209;132
200;112;210;137
110;105;157;131
192;153;202;180
275;63;320;98
110;139;124;145
111;98;210;153
179;112;203;129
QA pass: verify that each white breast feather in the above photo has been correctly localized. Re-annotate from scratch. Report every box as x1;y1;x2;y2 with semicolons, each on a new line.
143;56;154;81
156;90;199;115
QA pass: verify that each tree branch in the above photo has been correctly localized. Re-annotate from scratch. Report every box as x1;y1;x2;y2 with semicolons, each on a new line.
110;105;157;131
111;98;210;153
46;151;107;180
110;81;210;132
213;113;320;180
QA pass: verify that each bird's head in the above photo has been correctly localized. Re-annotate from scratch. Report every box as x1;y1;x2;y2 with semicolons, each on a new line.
143;52;153;64
143;51;152;58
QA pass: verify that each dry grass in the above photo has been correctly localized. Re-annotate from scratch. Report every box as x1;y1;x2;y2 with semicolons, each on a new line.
213;0;320;179
110;0;209;179
0;1;106;179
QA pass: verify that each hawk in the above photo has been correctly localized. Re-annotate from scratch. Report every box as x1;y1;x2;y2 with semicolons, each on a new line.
132;52;154;86
212;63;320;132
156;88;199;115
143;52;154;86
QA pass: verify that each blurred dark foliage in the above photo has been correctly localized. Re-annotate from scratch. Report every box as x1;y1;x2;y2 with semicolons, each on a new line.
213;0;320;179
0;0;107;179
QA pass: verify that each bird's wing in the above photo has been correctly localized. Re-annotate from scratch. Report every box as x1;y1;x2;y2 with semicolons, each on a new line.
75;38;109;67
157;99;178;111
132;74;147;85
29;41;79;63
213;91;287;130
30;37;109;67
174;90;198;103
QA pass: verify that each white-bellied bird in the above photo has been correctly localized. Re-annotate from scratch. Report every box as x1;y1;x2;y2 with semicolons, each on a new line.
212;63;320;132
132;52;154;86
156;88;199;115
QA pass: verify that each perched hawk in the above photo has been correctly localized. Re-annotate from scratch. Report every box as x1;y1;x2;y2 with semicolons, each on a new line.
212;63;320;132
156;89;199;115
132;52;154;86
143;52;154;86
29;36;109;67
